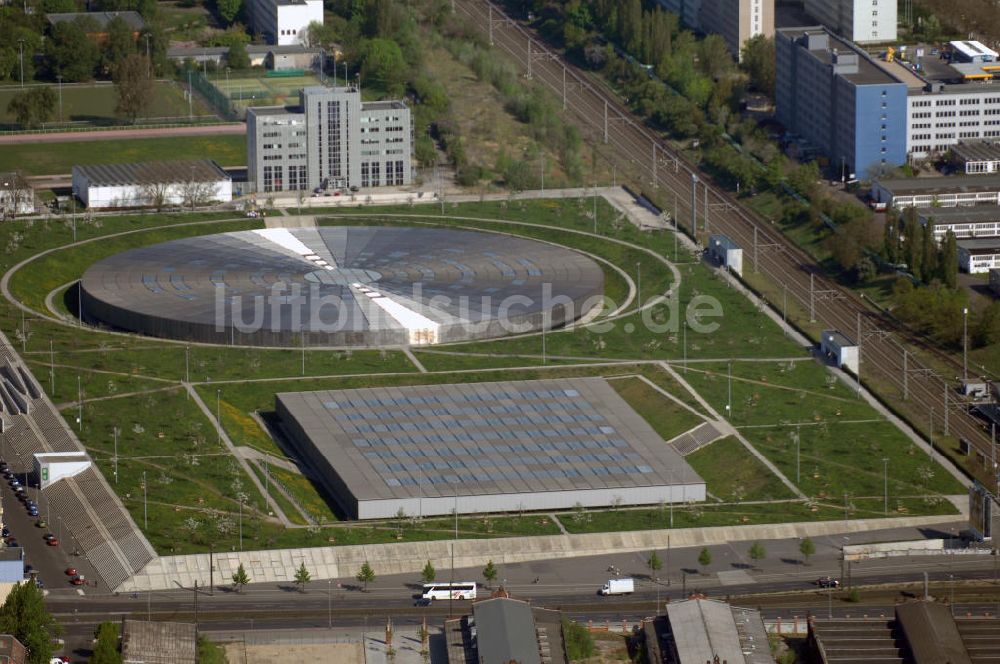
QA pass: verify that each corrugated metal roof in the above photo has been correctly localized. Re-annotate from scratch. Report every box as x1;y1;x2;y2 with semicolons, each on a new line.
895;602;973;664
473;598;541;664
47;11;144;30
73;160;229;187
121;619;196;664
667;599;747;664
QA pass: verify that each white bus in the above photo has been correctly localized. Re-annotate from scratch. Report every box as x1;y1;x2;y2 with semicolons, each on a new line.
422;582;478;601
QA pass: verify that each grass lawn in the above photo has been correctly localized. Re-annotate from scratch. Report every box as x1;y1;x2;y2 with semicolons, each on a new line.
0;82;213;129
267;466;338;524
689;359;965;502
559;495;957;535
0;199;968;554
607;376;704;442
0;135;246;176
686;436;795;502
248;460;309;526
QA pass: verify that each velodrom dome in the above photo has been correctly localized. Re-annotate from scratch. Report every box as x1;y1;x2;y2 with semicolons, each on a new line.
78;226;605;347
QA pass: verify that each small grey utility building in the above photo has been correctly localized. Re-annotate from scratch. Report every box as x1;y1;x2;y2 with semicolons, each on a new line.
820;330;859;375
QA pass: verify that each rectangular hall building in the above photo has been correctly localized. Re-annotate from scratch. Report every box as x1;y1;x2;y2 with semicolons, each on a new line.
776;27;907;179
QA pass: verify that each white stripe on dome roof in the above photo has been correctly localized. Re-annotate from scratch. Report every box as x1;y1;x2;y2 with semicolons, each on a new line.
352;283;440;344
252;228;320;260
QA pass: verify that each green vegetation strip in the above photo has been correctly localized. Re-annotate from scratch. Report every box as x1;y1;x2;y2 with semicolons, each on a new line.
247;461;309;527
0;135;246;176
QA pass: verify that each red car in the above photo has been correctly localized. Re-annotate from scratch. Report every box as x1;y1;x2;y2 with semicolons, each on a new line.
69;575;85;586
64;567;77;577
46;538;58;547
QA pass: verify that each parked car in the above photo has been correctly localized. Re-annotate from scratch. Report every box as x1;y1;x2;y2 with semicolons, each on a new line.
46;538;59;547
69;575;85;586
816;576;840;588
6;538;17;547
42;533;55;542
64;567;77;576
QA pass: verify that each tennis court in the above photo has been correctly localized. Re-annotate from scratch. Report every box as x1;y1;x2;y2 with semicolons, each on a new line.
209;72;323;109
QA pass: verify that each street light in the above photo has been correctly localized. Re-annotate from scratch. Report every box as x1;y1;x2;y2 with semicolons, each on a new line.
328;579;332;628
16;39;25;88
882;457;889;515
216;389;221;444
57;75;63;123
963;307;969;381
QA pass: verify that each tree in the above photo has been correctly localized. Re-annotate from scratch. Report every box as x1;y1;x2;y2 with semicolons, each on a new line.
357;560;375;591
114;53;154;124
799;537;816;565
562;619;596;660
293;561;311;592
941;230;959;288
217;0;243;25
421;560;436;584
698;547;712;570
741;35;775;97
232;563;250;593
362;38;406;93
103;15;136;74
47;18;101;82
227;40;249;69
0;580;60;664
7;87;55;129
748;541;766;568
482;559;498;588
197;635;227;664
90;622;121;664
646;550;662;579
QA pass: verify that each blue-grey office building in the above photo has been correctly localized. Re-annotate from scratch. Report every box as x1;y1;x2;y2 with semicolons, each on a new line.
776;27;907;179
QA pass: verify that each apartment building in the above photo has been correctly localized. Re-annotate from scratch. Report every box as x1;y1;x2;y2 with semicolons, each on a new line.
657;0;774;59
247;86;412;194
243;0;322;46
802;0;897;44
775;27;907;179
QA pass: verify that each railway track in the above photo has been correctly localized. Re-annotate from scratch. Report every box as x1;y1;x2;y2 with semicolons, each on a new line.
455;0;998;485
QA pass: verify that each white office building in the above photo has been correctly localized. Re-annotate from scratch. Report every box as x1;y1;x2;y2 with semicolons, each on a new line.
244;0;322;46
802;0;897;44
247;85;412;194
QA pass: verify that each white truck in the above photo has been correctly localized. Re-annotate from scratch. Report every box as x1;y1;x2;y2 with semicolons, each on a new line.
599;578;635;596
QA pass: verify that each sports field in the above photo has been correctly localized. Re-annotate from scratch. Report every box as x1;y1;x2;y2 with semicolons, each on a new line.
209;72;323;110
0;82;213;129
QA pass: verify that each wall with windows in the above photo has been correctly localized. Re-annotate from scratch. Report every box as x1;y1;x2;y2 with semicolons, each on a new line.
908;92;1000;161
802;0;896;43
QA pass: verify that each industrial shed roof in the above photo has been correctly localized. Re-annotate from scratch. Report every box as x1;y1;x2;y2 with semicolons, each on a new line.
73;160;230;187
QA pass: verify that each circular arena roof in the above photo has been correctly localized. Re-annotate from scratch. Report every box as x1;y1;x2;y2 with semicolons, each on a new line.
79;226;605;347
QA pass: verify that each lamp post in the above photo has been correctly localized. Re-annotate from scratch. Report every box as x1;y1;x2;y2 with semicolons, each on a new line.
144;33;151;79
882;457;889;514
963;307;969;381
216;389;221;444
636;261;641;306
57;75;63;123
328;579;332;628
17;39;25;88
142;471;147;529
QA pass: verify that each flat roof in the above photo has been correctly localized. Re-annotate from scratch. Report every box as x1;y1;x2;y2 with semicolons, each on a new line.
247;105;301;117
473;598;541;664
958;238;1000;251
47;10;144;30
777;27;903;87
875;174;1000;196
951;40;999;61
121;620;196;664
918;205;1000;223
952;141;1000;163
363;100;406;111
73;160;229;187
823;330;856;348
276;377;704;502
709;234;740;252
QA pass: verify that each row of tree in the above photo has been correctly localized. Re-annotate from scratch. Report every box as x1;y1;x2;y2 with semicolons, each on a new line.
883;208;959;288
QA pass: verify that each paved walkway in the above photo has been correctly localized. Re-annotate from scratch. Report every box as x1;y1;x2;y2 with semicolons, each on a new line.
184;383;295;528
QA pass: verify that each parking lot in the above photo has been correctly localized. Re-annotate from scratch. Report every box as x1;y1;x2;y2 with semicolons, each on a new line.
0;462;99;597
